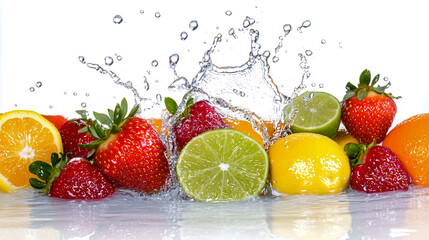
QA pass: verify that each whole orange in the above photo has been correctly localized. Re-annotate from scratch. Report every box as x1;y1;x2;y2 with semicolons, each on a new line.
382;113;429;186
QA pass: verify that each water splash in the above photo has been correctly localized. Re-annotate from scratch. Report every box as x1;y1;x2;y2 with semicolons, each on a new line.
243;16;256;28
297;20;311;33
272;24;292;63
36;81;42;88
104;56;114;66
180;32;188;40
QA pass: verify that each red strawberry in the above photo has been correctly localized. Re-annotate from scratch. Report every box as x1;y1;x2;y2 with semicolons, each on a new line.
59;115;96;159
165;96;228;150
81;98;170;193
42;115;68;129
29;153;114;199
345;142;412;193
341;69;399;144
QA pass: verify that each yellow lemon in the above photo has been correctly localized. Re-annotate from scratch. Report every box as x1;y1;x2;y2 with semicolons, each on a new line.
268;133;350;194
332;129;359;149
0;110;63;192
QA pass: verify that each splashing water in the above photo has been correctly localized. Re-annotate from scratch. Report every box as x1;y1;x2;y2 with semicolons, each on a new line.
189;20;198;31
113;15;123;24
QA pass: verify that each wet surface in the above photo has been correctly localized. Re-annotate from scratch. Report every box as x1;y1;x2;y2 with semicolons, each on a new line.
1;187;429;239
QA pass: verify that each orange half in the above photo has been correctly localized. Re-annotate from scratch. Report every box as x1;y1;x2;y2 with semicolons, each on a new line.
0;110;63;192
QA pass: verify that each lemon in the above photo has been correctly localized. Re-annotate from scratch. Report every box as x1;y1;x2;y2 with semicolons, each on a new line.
0;110;63;192
332;129;359;149
283;91;341;138
268;133;350;194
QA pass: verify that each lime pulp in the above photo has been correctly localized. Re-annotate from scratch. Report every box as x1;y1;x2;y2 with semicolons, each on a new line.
283;91;341;138
176;129;269;202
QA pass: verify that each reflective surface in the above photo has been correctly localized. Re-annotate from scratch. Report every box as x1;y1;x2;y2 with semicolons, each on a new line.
1;187;429;239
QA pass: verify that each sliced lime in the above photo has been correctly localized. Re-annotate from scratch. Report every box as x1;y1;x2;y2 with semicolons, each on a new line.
283;91;341;138
176;129;269;202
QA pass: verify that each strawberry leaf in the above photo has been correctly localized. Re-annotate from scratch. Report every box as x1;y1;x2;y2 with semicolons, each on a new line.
358;69;371;87
345;82;357;91
29;178;46;189
76;110;89;120
29;161;53;181
127;104;139;119
120;98;128;120
51;152;61;167
77;126;89;134
94;112;113;127
370;74;380;87
108;109;115;120
165;97;178;115
357;89;368;100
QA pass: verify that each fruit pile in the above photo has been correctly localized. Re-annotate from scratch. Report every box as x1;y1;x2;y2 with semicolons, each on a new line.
1;69;428;201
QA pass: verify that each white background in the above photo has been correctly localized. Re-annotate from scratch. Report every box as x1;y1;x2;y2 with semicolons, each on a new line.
1;0;428;127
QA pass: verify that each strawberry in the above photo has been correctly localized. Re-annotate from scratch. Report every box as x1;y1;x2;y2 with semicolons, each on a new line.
341;69;399;144
345;142;412;193
29;153;114;199
42;114;68;129
59;111;96;159
81;98;170;193
165;95;228;150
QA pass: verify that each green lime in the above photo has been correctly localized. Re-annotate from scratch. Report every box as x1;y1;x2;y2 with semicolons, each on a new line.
176;129;269;202
283;91;341;138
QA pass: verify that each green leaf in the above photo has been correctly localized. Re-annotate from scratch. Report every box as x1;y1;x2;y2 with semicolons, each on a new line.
108;109;115;119
371;74;380;87
164;97;178;115
29;178;46;189
50;152;61;167
79;139;103;149
113;103;122;125
93;112;113;127
86;148;97;159
342;91;355;102
77;126;89;134
93;122;106;139
128;104;139;119
357;89;368;100
345;82;357;91
358;69;371;87
29;161;53;181
120;98;128;120
87;125;100;139
76;110;88;120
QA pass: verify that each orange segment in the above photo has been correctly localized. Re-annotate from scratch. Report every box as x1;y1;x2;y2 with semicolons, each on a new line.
382;113;429;187
0;110;63;192
147;118;163;135
223;118;264;147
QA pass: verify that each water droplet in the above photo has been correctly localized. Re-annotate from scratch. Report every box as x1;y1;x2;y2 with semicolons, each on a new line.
115;54;122;61
225;10;232;16
321;39;326;44
189;20;198;31
156;94;162;103
169;54;180;67
85;93;90;97
49;105;53;109
283;24;292;35
311;83;316;87
151;60;158;67
239;91;246;97
36;81;42;88
309;92;315;99
29;87;35;92
228;28;237;39
81;102;87;108
243;16;255;28
319;83;324;88
263;50;271;58
64;91;67;95
143;77;149;91
339;42;343;48
105;56;114;66
140;10;144;14
302;96;310;101
78;56;86;64
305;50;313;56
155;12;161;18
384;77;389;81
73;92;77;96
113;15;123;24
297;20;311;33
14;104;18;107
272;56;279;63
180;31;188;40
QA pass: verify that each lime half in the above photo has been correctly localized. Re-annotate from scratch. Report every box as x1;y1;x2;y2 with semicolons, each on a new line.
283;91;341;138
176;129;269;202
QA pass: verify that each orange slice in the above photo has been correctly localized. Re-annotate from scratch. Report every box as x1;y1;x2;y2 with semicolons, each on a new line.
0;110;63;192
